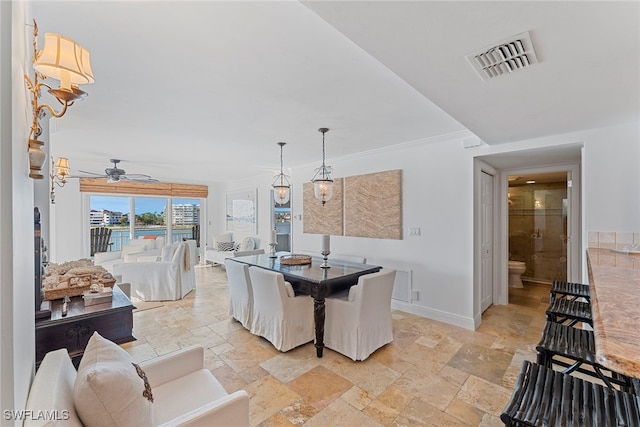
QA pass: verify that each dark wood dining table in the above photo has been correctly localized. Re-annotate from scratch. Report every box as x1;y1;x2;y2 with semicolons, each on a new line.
232;253;381;357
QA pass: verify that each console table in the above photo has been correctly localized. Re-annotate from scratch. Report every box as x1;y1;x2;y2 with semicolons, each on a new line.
35;285;136;368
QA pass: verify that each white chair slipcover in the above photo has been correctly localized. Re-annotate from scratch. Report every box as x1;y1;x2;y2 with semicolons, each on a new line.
248;266;314;352
324;269;396;361
113;241;195;301
224;259;253;329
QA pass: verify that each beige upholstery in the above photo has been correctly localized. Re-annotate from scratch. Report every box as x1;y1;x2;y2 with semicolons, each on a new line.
224;259;254;330
113;241;195;301
24;345;249;426
324;269;396;361
248;266;314;352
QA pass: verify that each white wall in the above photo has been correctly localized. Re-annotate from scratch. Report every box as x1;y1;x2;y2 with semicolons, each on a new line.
209;123;640;330
1;1;37;423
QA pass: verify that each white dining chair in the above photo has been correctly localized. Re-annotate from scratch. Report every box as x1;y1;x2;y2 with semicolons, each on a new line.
224;259;253;330
248;266;314;352
324;269;396;361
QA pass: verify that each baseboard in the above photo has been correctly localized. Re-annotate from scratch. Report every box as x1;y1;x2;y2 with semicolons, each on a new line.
391;300;476;330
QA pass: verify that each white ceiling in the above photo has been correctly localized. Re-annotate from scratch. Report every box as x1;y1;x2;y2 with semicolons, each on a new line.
30;1;639;184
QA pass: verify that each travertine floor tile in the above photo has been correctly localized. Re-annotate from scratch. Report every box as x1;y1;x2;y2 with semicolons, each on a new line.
129;268;548;426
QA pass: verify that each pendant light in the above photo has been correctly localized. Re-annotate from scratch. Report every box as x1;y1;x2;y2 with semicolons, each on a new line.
272;142;290;205
311;128;333;206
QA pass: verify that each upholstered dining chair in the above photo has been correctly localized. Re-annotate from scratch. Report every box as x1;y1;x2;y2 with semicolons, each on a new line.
224;259;253;330
324;269;397;361
248;266;314;352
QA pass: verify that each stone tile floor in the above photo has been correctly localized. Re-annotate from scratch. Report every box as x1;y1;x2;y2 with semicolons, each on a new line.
122;266;550;426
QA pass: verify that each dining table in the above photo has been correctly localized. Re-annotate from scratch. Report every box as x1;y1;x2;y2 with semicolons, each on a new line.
232;253;381;357
586;248;640;379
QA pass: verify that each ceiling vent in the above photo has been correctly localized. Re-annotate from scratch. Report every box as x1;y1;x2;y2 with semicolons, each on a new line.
466;31;539;81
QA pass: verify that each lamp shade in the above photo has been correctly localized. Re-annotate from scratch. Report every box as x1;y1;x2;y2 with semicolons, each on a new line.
313;178;334;204
54;157;70;176
34;33;94;88
273;185;290;205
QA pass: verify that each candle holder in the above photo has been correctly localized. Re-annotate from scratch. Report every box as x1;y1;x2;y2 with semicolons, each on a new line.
320;250;331;268
268;242;277;258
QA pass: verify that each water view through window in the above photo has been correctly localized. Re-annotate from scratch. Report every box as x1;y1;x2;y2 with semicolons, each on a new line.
90;195;200;251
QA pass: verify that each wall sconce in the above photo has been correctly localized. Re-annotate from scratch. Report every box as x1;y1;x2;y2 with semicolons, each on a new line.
24;20;94;179
311;128;334;206
272;142;290;205
50;157;70;204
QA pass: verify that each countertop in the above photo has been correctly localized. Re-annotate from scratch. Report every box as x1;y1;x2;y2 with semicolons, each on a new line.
586;248;640;379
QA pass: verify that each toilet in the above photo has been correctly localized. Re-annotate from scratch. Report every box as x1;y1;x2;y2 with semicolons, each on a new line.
508;261;526;288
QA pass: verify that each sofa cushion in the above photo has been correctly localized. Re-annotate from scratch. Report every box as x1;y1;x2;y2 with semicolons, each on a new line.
74;332;153;427
238;236;255;251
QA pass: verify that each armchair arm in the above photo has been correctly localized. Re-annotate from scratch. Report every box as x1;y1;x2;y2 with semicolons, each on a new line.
157;391;250;427
94;250;122;264
139;345;204;388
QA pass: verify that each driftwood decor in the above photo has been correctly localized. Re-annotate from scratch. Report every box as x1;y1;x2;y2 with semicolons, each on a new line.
302;178;343;235
302;170;402;240
344;170;402;239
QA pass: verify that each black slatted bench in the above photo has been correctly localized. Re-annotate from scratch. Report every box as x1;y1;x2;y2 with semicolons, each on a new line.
536;320;631;391
549;280;590;303
501;360;640;427
546;296;592;327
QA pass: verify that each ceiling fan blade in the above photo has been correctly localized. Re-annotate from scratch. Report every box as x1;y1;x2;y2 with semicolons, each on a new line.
122;175;160;183
78;170;107;177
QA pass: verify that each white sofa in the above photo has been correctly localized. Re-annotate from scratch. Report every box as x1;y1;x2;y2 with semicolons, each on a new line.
113;240;197;301
23;335;249;426
94;236;166;273
205;233;263;266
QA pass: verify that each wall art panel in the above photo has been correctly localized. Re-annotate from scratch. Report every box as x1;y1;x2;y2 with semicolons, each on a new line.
344;170;402;239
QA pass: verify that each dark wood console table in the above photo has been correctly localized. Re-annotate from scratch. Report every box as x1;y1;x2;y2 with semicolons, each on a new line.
35;285;136;368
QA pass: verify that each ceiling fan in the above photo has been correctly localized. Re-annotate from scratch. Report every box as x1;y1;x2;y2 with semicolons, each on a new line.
78;159;159;183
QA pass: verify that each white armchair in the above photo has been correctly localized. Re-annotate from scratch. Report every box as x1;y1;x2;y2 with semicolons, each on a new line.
324;269;396;361
113;241;195;301
23;340;249;426
224;259;253;329
248;266;314;352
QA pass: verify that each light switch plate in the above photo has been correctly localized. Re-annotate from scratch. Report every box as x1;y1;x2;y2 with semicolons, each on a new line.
408;227;421;236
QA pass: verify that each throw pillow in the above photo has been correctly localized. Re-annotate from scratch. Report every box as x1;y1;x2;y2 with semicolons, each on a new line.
216;241;235;251
122;243;148;256
213;232;233;244
74;332;153;427
238;236;255;251
142;235;157;240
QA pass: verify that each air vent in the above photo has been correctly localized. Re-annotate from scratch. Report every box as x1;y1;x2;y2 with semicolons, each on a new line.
466;31;539;81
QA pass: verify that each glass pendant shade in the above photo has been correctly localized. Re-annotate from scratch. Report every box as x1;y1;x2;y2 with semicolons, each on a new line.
311;128;333;205
273;142;290;205
274;184;290;205
313;178;333;204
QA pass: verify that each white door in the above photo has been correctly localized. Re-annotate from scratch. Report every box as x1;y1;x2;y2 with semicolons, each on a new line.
481;171;494;312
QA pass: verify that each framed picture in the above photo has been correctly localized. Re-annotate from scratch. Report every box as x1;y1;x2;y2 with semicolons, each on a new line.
226;189;257;234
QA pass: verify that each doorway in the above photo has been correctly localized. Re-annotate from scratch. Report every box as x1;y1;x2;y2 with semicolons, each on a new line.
473;144;582;328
